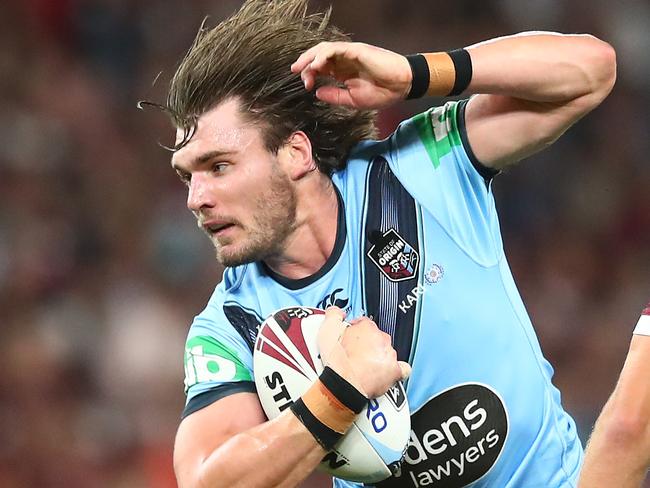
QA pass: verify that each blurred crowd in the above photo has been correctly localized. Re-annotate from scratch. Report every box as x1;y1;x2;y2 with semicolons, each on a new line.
0;0;648;486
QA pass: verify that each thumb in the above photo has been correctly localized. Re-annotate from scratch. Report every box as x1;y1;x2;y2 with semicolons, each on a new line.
398;361;412;380
317;306;347;360
315;86;356;107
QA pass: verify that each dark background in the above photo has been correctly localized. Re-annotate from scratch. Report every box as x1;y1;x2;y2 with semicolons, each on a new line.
1;0;648;486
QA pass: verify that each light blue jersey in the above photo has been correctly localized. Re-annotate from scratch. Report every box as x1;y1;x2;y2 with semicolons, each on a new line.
182;100;583;487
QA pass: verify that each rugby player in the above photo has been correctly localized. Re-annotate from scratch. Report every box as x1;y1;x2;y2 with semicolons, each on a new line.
151;1;617;486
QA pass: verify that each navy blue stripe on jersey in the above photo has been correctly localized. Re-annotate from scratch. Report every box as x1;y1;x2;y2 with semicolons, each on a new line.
181;381;256;418
363;156;420;362
223;302;264;351
457;99;499;182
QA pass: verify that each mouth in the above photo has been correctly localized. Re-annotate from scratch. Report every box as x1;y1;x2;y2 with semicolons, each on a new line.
203;221;236;237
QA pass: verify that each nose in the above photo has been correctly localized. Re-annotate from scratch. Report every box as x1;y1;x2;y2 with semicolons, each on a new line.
186;173;215;212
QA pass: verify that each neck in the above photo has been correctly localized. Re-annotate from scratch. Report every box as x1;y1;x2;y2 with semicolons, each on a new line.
263;176;339;280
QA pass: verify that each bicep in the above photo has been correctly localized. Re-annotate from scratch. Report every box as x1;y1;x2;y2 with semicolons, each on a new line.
464;93;591;169
174;392;267;485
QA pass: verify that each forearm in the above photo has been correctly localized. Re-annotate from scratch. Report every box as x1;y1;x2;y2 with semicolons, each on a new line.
579;402;649;487
579;335;650;488
192;410;325;488
176;311;398;488
466;32;616;103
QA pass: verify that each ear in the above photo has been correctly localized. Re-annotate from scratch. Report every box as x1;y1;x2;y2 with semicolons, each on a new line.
278;131;316;180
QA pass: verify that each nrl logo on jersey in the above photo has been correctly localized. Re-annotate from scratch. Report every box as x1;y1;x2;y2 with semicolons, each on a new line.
367;228;419;282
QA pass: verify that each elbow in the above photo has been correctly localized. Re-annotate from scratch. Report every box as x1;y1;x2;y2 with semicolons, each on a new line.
594;408;650;454
176;457;230;488
174;452;214;488
580;37;617;107
176;464;217;488
591;38;617;99
173;459;197;488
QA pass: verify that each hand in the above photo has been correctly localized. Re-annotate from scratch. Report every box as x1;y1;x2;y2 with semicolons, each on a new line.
318;307;411;398
291;41;412;109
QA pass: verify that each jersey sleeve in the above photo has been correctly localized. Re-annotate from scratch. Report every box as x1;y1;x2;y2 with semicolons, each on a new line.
633;302;650;336
182;284;256;418
384;99;503;266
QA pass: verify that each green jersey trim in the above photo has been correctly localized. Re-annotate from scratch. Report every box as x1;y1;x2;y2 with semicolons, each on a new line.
412;101;463;170
184;335;252;393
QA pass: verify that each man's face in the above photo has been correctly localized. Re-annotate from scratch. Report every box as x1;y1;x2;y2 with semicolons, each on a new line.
171;99;297;267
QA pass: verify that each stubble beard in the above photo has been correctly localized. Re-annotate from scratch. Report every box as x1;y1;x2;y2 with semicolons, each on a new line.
214;168;297;267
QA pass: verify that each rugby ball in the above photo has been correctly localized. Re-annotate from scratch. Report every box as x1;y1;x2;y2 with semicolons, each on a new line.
253;306;410;483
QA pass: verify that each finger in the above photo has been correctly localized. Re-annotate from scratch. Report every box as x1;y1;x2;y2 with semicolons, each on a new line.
291;58;308;74
310;45;343;72
295;42;350;78
318;307;348;355
300;68;317;91
398;361;412;380
291;41;332;73
348;316;378;329
315;86;356;107
291;47;319;73
325;305;345;319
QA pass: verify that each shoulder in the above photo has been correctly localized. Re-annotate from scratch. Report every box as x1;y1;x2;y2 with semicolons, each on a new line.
194;265;266;349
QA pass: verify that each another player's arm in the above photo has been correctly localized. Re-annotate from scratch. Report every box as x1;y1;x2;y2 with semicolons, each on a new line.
174;309;409;488
578;307;650;488
291;32;616;169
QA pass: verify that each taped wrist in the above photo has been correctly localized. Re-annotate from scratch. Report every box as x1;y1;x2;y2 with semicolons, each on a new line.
290;366;367;451
405;48;473;99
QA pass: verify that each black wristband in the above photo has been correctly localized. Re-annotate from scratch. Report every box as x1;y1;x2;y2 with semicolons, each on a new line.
290;398;342;451
447;48;473;96
405;54;430;100
319;366;367;414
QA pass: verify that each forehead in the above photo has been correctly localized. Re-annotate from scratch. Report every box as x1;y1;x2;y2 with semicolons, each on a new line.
172;98;260;167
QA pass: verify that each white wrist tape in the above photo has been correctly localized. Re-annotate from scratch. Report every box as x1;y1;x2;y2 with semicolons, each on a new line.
633;305;650;336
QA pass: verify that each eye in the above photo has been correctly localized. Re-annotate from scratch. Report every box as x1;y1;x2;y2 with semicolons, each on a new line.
212;162;228;174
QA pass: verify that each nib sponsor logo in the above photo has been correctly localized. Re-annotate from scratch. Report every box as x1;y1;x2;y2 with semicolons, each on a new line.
377;384;508;488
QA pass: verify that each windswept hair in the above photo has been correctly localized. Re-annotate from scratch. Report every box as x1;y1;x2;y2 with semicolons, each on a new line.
162;0;377;174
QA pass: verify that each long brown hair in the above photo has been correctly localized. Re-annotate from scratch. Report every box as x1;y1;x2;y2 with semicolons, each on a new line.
163;0;377;174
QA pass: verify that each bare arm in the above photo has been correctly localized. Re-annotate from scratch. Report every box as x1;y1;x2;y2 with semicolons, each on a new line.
174;309;408;488
578;334;650;488
464;32;616;168
174;392;326;488
291;32;616;169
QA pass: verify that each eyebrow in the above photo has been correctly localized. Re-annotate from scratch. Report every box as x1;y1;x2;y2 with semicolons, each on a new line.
171;149;235;171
